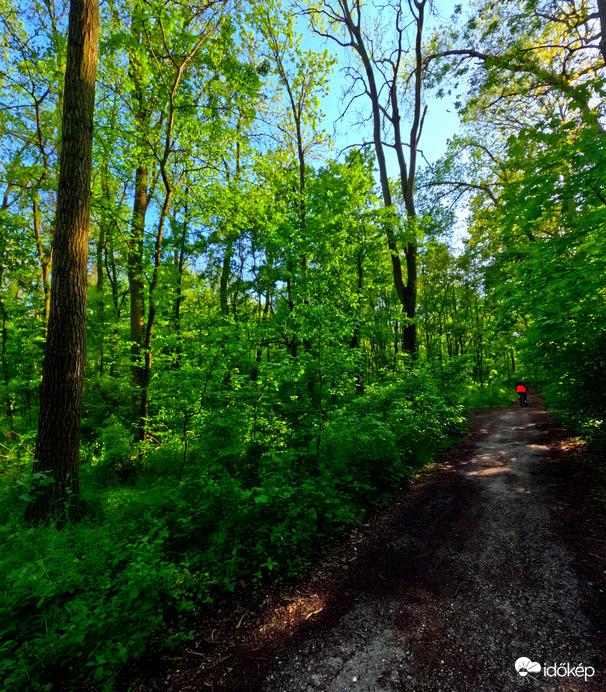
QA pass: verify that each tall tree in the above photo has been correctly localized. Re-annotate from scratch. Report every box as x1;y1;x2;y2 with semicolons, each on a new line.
25;0;99;522
126;11;151;438
310;0;429;353
252;1;334;391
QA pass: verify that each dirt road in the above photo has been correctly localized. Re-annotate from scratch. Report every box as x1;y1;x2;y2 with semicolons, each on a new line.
165;392;606;691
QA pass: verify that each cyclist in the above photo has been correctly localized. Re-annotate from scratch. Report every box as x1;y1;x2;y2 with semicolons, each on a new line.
516;381;528;406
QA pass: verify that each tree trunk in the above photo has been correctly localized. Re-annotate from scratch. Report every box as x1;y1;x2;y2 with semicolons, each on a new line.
0;193;13;418
106;229;121;377
350;249;365;395
174;203;187;332
26;0;99;522
0;300;12;418
347;8;416;353
133;21;208;440
220;237;233;317
598;0;606;65
33;196;51;333
402;243;418;353
329;0;424;354
392;0;426;355
95;207;105;376
96;163;115;376
127;14;150;435
128;164;147;432
139;188;172;440
172;203;188;368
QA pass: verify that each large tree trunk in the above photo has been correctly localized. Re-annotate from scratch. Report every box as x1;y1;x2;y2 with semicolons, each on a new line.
26;0;99;523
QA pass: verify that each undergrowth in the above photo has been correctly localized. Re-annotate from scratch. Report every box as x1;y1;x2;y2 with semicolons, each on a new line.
465;382;514;408
0;367;468;691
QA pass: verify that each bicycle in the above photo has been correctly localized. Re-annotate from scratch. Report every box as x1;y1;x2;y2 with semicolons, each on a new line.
518;392;528;407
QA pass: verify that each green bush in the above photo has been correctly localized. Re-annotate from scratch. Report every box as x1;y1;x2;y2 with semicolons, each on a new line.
0;514;197;691
465;383;514;408
0;363;470;690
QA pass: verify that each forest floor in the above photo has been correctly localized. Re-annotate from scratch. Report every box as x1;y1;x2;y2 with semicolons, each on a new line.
135;390;606;691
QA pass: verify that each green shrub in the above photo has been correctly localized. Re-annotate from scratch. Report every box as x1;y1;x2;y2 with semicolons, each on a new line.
465;383;514;408
0;362;470;690
0;513;198;691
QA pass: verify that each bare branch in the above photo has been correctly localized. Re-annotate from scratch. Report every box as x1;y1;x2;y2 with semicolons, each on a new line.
421;179;499;206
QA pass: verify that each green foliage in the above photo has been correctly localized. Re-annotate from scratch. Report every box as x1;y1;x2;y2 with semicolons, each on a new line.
433;0;606;440
15;462;55;504
7;0;604;689
0;361;468;690
0;511;198;691
327;369;466;478
465;383;513;408
490;117;606;445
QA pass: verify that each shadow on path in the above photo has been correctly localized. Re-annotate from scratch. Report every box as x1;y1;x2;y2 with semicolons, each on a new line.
162;392;606;692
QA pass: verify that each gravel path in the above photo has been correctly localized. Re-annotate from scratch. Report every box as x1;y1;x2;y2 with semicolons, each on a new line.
255;393;605;691
155;392;606;692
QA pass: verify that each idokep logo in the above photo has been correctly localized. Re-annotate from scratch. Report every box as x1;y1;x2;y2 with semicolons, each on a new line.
515;658;541;677
515;657;595;682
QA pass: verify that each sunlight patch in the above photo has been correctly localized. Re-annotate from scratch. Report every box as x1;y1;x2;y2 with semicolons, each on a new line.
259;594;325;636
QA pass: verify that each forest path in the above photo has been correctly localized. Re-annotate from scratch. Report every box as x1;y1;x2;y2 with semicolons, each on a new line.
164;392;606;692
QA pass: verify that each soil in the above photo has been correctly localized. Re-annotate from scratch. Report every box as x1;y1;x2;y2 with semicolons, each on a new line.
148;390;606;691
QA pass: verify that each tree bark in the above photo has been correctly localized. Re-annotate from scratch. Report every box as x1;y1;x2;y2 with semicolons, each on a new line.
139;187;173;441
96;165;114;376
128;164;148;432
595;0;606;65
325;0;422;353
1;190;14;417
26;0;99;522
0;301;12;418
174;204;187;331
134;18;210;441
33;196;52;333
95;214;105;376
126;14;150;435
172;201;188;368
220;236;233;317
393;0;426;354
350;248;365;395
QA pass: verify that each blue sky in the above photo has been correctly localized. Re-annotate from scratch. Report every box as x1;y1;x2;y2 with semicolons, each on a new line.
303;0;465;172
